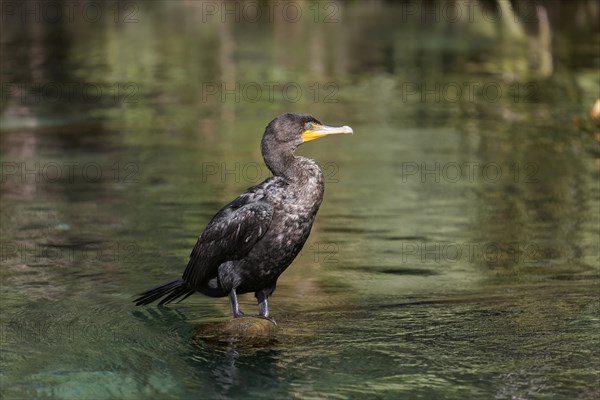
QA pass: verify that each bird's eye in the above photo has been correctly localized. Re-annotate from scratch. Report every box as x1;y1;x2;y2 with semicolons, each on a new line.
306;123;314;130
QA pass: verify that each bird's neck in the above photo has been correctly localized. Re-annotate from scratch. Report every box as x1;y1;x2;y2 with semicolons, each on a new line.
265;152;323;186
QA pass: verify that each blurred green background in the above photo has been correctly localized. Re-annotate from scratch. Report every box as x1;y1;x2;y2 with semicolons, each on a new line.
1;1;599;399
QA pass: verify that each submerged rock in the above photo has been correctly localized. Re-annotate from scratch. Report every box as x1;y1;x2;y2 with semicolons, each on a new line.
192;317;279;348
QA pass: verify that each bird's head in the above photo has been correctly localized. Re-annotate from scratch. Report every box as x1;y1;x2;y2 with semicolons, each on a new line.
261;113;352;177
262;112;353;154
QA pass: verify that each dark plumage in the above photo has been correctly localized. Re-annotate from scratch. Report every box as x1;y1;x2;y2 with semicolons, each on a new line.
134;113;352;323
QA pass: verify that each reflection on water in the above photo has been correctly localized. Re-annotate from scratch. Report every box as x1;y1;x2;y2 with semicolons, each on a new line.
1;1;599;399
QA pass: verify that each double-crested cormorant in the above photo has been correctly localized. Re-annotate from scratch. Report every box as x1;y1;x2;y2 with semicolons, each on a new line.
134;113;352;323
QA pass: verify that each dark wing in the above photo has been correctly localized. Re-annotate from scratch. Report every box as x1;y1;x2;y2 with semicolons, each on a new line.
181;196;273;288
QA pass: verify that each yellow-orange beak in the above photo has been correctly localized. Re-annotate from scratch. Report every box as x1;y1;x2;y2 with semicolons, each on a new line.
301;124;353;143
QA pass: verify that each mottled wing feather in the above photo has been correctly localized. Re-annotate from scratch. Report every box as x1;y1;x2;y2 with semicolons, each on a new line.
182;199;273;287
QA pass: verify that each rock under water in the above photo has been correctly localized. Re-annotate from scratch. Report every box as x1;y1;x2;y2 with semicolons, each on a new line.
192;317;279;348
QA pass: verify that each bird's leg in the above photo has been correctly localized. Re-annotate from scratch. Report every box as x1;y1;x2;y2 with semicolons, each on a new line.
229;288;277;325
228;289;245;318
256;291;270;318
256;290;277;326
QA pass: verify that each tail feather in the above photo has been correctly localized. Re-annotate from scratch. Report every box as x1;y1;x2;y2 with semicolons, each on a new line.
134;279;194;306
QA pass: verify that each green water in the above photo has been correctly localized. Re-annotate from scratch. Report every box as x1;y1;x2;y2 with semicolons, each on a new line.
1;1;599;399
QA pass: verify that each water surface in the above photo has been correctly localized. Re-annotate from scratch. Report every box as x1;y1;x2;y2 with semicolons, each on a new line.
1;1;599;399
